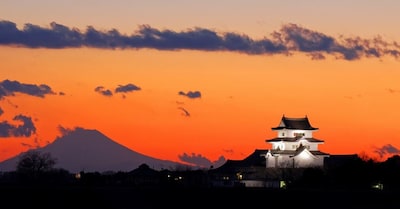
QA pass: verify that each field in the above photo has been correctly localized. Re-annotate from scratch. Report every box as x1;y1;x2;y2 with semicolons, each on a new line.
1;185;398;209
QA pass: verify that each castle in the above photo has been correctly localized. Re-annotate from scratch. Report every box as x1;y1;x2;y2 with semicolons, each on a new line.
210;115;331;188
264;115;329;168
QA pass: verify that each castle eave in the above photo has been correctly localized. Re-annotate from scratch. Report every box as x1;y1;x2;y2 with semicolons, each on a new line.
266;137;324;143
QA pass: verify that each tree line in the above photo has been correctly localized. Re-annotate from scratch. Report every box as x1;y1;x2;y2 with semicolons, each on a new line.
1;150;400;191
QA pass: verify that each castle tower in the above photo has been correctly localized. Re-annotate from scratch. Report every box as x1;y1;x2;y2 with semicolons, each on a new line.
265;115;329;168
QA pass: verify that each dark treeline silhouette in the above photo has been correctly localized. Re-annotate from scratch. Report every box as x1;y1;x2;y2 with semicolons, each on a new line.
1;151;400;190
1;152;400;208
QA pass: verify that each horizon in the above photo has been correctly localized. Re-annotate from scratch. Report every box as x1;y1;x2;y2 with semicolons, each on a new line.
2;125;398;173
1;1;400;168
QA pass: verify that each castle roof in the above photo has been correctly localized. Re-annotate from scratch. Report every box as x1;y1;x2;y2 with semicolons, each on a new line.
271;115;318;130
268;149;329;157
266;137;324;143
210;149;268;172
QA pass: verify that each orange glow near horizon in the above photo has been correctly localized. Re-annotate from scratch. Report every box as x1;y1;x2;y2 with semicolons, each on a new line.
1;46;400;164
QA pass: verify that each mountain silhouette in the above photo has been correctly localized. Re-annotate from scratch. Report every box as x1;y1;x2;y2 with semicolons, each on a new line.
0;127;186;173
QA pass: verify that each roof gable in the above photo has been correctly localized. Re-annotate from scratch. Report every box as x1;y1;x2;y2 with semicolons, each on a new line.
293;146;317;158
211;149;268;172
272;115;318;130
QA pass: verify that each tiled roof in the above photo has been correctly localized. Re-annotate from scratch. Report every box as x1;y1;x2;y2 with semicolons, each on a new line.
269;149;329;156
272;115;318;130
266;137;324;143
210;149;268;172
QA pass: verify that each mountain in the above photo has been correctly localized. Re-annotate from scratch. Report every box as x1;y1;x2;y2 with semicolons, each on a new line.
0;128;186;173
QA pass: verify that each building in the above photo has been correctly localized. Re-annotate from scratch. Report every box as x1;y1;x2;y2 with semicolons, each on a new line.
210;115;330;188
264;115;329;168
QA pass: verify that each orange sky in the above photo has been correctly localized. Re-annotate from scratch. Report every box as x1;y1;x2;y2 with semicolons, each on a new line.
1;1;400;167
1;45;400;165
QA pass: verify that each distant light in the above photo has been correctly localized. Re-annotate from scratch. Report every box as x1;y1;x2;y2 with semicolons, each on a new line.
75;173;81;179
371;183;383;190
280;181;287;189
236;173;243;180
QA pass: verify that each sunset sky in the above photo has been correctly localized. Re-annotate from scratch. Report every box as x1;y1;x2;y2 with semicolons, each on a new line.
1;0;400;168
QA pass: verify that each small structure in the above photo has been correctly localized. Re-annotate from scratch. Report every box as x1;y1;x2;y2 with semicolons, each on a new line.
208;149;268;187
264;115;329;168
128;163;161;186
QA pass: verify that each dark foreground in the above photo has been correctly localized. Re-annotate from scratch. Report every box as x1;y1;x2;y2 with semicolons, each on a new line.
0;185;399;209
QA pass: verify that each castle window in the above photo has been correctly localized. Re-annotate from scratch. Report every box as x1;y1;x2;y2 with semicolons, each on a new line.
281;132;285;137
294;132;305;137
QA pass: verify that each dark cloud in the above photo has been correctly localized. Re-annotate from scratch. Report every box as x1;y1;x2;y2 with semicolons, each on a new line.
386;88;400;94
1;20;400;60
57;125;86;138
178;91;201;99
20;136;43;149
115;83;141;93
223;149;234;154
178;107;190;117
374;144;400;158
5;99;18;108
95;83;141;97
0;114;36;137
211;156;227;168
94;86;113;97
0;79;55;99
20;142;35;148
57;125;74;137
308;52;326;60
0;107;3;116
178;152;226;168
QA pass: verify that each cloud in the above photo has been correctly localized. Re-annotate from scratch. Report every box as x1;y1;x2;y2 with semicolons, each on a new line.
177;107;190;117
115;83;141;93
374;144;400;158
94;86;113;97
20;135;44;149
1;20;400;60
0;79;55;99
0;107;3;116
386;88;400;94
178;152;226;168
57;125;86;138
0;114;36;137
223;148;234;154
178;91;201;99
20;142;35;148
57;125;74;137
211;156;227;168
95;83;141;97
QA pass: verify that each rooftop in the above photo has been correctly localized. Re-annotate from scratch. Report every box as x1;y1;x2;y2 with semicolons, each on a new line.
272;115;318;130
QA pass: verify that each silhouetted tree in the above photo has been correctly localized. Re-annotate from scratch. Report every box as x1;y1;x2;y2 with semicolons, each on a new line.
16;150;57;181
378;155;400;190
358;151;378;163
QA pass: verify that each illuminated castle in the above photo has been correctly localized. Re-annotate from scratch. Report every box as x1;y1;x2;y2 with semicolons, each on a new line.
265;115;330;168
209;115;331;188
